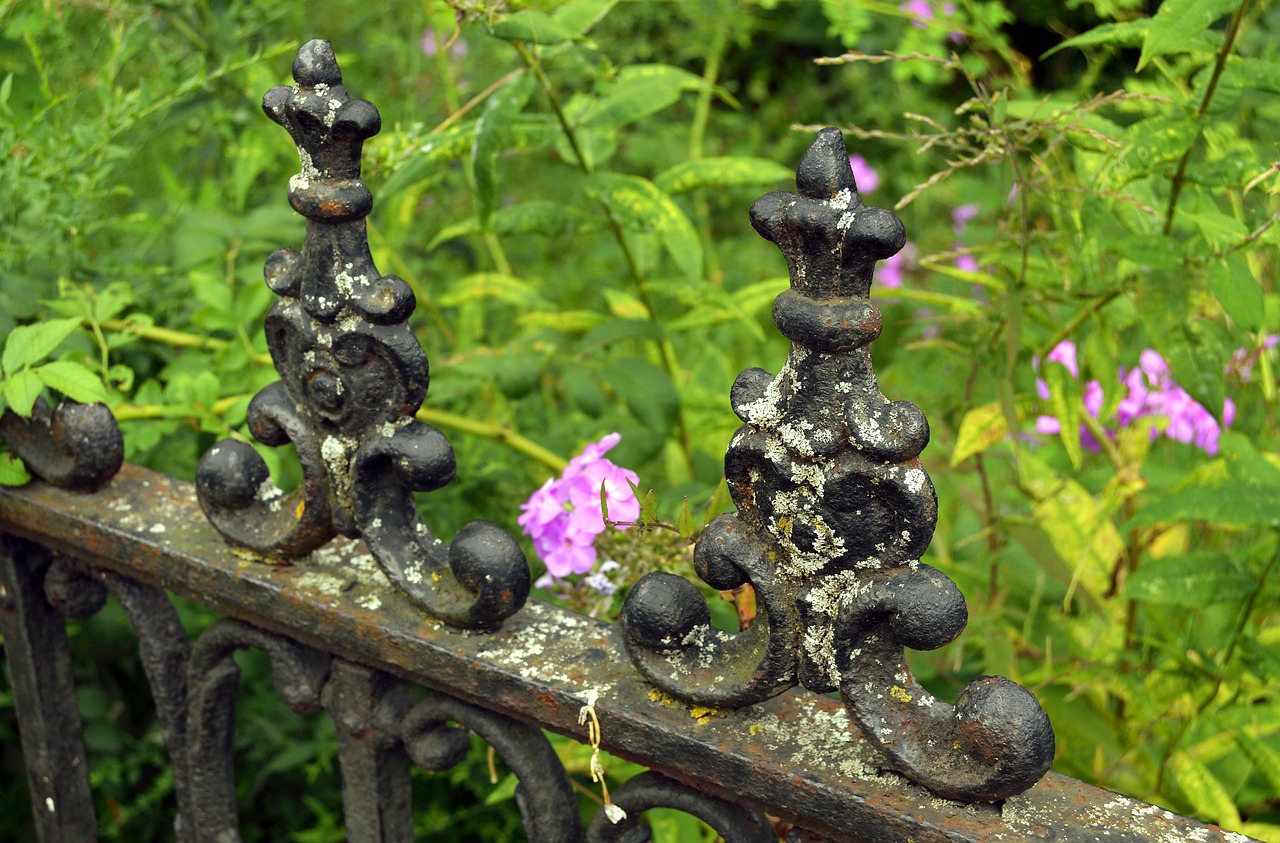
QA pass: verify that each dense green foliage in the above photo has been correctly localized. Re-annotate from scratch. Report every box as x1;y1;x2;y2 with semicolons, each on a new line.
1;0;1278;839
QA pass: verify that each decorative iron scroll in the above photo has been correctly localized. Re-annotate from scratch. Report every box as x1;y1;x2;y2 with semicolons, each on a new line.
194;40;529;629
0;397;122;492
621;128;1055;802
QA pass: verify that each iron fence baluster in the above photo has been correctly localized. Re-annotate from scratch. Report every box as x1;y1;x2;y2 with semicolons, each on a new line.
322;660;416;843
585;771;776;843
0;537;99;841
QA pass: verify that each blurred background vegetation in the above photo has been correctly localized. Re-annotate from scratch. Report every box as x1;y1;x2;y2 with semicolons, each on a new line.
1;0;1278;839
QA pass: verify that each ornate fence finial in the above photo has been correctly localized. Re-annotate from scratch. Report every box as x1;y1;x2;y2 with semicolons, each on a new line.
620;127;1054;801
195;40;529;629
0;398;122;492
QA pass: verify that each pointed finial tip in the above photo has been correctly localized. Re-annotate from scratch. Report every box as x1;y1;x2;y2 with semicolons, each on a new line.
796;127;857;200
293;39;342;87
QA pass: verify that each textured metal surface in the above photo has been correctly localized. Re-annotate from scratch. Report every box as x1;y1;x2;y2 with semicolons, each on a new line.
194;39;528;629
621;128;1053;802
0;468;1260;843
587;772;776;842
0;397;122;492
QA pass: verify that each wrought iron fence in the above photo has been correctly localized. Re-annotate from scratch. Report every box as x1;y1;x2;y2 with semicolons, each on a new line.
0;39;1263;843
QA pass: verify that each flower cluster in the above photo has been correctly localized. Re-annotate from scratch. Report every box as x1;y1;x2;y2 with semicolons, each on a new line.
518;433;640;579
1035;340;1236;455
900;0;964;42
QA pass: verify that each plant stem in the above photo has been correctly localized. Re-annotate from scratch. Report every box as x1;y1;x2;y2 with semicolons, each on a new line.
1161;0;1250;235
417;406;567;473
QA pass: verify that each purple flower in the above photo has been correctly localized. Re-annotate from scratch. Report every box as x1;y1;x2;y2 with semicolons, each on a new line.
1035;343;1234;456
901;0;934;27
951;203;979;234
421;27;469;59
518;433;640;578
848;155;880;193
954;252;979;273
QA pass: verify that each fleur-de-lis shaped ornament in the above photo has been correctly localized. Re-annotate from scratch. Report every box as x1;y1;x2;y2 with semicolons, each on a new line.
621;128;1054;801
195;40;528;629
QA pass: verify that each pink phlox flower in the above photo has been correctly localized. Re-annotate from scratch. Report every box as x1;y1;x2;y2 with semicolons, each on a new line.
1115;349;1234;454
954;252;979;273
421;27;469;59
519;433;640;579
1033;341;1103;450
1046;340;1079;377
877;241;916;289
951;203;979;234
848;155;880;193
901;0;934;27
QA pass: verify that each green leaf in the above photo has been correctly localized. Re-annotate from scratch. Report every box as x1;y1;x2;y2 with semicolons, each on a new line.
1045;362;1083;471
563;367;604;418
549;0;615;37
0;450;31;487
1208;256;1264;331
1042;20;1149;58
677;498;697;540
701;476;731;527
483;772;519;806
1138;0;1238;71
1126;434;1280;528
34;360;108;404
379;123;475;198
1170;750;1241;826
489;10;577;44
579;64;704;131
473;74;537;227
2;370;44;416
951;401;1008;466
589;173;702;279
1121;552;1256;605
654;156;794;194
439;273;549;309
2;317;83;376
1236;733;1280;799
578;318;664;352
610;357;680;434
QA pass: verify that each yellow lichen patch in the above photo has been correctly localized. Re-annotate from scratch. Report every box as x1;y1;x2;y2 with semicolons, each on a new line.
690;705;728;724
749;723;765;736
647;688;679;707
295;500;305;520
889;685;913;704
431;571;443;582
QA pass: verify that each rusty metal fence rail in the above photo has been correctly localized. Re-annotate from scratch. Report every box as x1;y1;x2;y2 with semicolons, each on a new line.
0;40;1262;843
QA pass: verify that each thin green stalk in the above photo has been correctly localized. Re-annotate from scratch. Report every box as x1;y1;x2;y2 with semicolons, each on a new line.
1161;0;1250;235
417;406;567;474
514;39;697;478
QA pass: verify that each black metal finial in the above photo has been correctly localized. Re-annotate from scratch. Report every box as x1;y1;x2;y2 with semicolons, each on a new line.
195;40;529;629
0;398;122;492
620;128;1054;801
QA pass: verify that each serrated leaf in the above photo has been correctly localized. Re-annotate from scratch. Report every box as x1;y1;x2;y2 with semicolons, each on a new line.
579;64;704;131
701;476;731;527
473;74;537;226
0;450;31;486
589;173;702;279
677;498;697;540
1121;552;1256;605
1042;20;1149;58
3;370;44;416
1138;0;1238;71
951;401;1008;466
2;317;84;376
1208;256;1263;331
34;361;108;404
1170;751;1240;826
655;156;794;194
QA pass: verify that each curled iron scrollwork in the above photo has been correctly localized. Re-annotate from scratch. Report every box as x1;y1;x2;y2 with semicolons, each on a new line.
0;397;122;492
585;771;776;843
194;40;528;629
620;128;1054;802
401;691;585;843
